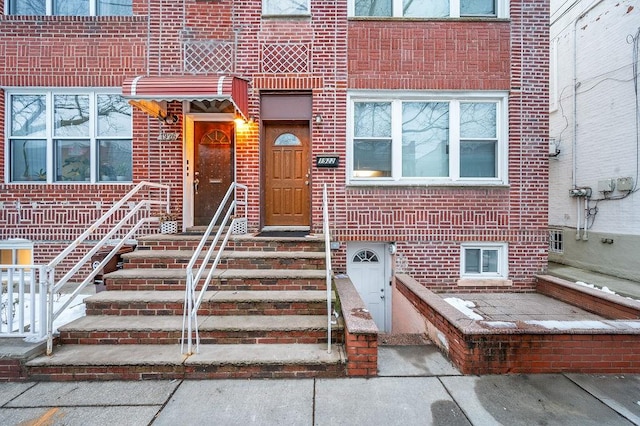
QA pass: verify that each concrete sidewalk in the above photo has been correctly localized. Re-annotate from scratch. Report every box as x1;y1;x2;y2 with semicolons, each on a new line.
1;345;639;426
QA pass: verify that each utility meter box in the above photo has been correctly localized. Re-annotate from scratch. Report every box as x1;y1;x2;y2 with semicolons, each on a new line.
597;179;615;192
617;177;634;191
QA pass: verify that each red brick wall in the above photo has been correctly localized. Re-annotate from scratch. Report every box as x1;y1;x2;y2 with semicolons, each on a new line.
348;20;511;90
397;275;640;374
0;1;549;291
334;0;549;290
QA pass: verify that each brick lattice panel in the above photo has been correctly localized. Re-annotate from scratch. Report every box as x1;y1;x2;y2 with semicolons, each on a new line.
183;39;234;74
260;43;310;74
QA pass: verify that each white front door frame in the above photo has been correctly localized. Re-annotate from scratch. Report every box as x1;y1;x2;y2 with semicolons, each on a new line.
346;242;393;332
182;113;234;229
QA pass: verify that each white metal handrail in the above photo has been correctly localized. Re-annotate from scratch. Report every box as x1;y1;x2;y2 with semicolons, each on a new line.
44;181;171;353
323;183;333;354
182;182;248;355
0;181;171;354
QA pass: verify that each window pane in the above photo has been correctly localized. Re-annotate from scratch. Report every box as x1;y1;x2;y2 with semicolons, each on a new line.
461;103;496;139
464;249;480;273
274;133;301;146
11;95;46;137
461;0;495;16
0;249;13;264
263;0;309;15
99;140;132;182
353;140;392;177
97;95;132;137
10;139;47;182
354;102;391;138
402;102;449;177
98;0;133;16
55;95;90;137
54;0;89;15
404;0;449;17
9;0;45;14
460;141;496;177
16;248;33;265
482;250;498;273
56;140;90;181
354;0;391;16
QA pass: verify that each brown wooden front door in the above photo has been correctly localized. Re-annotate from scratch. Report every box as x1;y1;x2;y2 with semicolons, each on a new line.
194;121;233;226
264;122;310;226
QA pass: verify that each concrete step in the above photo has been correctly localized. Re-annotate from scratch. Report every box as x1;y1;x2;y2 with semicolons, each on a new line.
122;249;326;271
59;315;343;345
135;233;326;253
104;268;328;291
84;290;334;316
25;343;346;380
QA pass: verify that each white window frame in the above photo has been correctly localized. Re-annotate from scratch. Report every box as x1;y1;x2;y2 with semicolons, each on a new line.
347;90;508;186
348;0;509;19
4;89;132;184
5;0;132;16
262;0;311;17
0;239;33;265
460;243;508;279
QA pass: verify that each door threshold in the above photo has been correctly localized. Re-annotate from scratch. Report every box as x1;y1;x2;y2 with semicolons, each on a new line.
261;226;310;232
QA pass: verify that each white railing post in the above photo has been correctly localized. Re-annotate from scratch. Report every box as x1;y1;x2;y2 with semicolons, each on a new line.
182;183;248;355
46;266;55;355
323;184;332;354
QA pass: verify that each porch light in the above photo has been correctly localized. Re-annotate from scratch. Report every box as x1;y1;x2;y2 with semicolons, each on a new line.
234;114;247;126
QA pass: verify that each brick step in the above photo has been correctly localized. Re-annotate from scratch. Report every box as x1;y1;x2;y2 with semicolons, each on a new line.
25;343;346;380
135;234;326;253
58;315;343;345
104;268;327;291
84;290;333;316
122;250;326;270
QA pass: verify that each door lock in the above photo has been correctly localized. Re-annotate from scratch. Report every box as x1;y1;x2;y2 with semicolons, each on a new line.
194;171;200;194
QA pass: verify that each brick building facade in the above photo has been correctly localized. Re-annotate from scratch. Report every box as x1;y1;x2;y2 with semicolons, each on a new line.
0;1;548;332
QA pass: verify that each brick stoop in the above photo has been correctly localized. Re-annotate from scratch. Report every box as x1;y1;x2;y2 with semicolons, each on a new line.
24;234;348;380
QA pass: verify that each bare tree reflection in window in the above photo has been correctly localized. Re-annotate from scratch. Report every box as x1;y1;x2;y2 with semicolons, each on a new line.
263;0;308;15
10;0;45;15
54;0;89;16
354;0;391;16
404;0;449;17
402;102;449;177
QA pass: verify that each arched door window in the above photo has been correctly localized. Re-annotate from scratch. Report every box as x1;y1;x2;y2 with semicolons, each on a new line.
274;133;301;146
352;249;379;263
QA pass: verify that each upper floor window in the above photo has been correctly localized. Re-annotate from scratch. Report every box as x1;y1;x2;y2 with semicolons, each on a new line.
350;0;503;18
7;0;132;16
263;0;310;16
6;90;132;184
348;92;507;185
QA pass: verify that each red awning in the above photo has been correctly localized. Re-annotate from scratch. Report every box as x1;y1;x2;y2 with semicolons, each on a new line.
121;75;249;119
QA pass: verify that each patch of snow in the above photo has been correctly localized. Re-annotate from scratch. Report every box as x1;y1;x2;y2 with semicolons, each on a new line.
525;320;613;330
483;321;517;328
444;297;484;320
2;292;87;336
615;321;640;329
576;281;618;295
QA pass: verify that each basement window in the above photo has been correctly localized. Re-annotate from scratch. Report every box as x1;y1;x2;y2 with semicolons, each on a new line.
549;229;563;254
460;243;507;279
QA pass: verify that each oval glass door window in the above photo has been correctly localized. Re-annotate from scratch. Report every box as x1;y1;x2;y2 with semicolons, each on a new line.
274;133;301;146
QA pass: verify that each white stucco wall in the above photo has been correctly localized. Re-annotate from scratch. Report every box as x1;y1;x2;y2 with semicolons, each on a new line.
549;0;639;237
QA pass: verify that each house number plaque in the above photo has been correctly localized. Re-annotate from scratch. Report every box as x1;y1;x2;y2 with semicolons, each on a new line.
316;155;339;168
